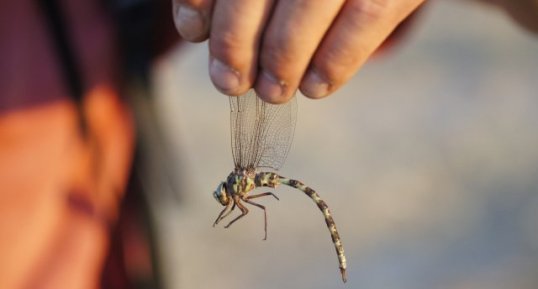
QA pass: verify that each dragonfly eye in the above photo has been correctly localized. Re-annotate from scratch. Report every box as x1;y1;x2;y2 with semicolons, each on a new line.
213;182;228;206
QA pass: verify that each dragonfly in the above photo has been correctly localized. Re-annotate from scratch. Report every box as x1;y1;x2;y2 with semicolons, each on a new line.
212;90;347;283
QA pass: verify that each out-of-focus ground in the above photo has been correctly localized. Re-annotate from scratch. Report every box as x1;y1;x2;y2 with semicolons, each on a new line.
149;1;538;288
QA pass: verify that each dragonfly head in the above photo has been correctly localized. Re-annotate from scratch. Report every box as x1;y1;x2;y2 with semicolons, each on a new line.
213;181;229;206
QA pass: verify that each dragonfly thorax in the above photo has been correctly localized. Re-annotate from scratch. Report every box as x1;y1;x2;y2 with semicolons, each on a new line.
227;169;256;195
213;169;258;206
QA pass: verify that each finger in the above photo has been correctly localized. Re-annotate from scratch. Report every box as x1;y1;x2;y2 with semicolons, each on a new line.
255;0;346;103
300;0;425;98
209;0;274;95
172;0;215;42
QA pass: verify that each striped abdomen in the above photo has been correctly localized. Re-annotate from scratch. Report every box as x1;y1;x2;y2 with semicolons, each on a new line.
256;172;347;282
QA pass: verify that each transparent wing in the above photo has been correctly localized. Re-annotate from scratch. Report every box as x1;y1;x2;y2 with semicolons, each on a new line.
229;90;297;171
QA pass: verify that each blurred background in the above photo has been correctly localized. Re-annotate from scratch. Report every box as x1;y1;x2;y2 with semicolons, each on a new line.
143;0;538;288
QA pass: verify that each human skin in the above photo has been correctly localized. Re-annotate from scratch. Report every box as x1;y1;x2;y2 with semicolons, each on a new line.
172;0;425;103
171;0;537;103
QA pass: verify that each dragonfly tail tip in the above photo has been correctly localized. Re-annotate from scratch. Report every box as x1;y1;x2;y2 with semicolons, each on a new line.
340;268;347;283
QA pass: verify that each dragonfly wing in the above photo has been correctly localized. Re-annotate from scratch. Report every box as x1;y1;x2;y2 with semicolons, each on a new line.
229;90;297;171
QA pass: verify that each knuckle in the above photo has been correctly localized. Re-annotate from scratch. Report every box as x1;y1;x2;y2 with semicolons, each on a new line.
209;31;246;64
259;37;298;79
314;46;365;86
349;0;391;21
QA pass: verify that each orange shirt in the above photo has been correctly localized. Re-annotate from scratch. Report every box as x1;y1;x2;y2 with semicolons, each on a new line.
1;1;134;288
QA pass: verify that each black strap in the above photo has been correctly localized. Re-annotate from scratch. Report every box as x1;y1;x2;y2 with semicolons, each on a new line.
108;0;154;84
38;0;87;135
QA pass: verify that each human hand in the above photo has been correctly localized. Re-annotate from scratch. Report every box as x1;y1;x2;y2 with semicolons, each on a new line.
172;0;425;103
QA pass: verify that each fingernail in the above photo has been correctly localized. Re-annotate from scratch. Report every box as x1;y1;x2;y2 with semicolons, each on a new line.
256;71;285;103
300;69;330;98
209;58;240;93
174;5;205;41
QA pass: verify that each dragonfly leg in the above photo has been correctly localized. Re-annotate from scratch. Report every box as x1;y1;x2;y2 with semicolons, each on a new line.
243;199;269;240
224;197;249;229
246;192;279;201
219;202;236;222
213;200;235;227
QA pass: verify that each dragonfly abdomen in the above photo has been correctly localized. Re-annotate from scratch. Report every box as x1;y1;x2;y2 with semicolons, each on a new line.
278;176;347;283
254;171;279;188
